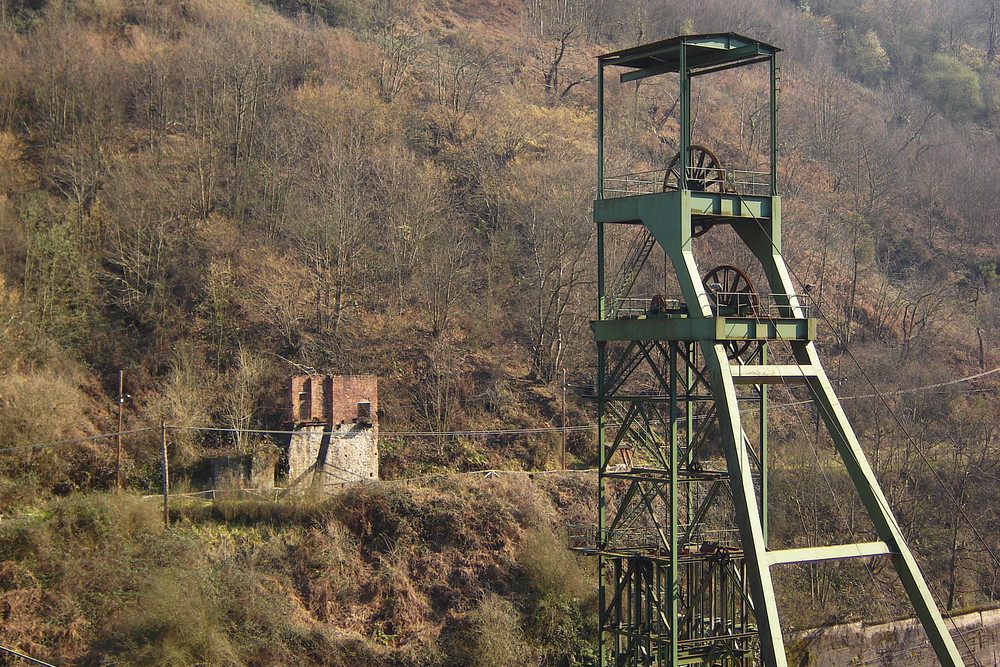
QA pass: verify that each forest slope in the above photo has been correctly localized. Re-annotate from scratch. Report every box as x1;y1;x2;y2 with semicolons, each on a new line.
1;0;1000;663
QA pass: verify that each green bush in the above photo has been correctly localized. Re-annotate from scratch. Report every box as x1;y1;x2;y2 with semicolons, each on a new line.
844;30;891;86
921;54;984;121
519;526;598;665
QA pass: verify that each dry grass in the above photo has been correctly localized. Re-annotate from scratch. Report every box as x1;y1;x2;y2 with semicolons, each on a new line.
0;474;598;665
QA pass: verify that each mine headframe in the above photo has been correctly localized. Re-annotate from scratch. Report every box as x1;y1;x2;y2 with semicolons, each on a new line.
577;32;965;667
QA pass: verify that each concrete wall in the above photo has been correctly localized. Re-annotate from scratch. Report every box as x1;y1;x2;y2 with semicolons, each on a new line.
789;608;1000;666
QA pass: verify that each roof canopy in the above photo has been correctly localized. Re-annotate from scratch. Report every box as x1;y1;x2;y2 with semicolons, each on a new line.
599;33;780;82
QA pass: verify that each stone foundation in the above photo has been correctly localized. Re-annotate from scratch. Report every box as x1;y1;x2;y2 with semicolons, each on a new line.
209;453;276;491
285;422;378;488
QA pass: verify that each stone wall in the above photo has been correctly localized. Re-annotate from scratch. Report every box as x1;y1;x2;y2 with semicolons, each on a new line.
285;424;328;487
209;453;276;491
285;422;378;487
789;607;1000;665
318;423;378;484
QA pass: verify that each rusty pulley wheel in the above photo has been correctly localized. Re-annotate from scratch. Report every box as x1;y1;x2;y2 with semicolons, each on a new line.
703;265;760;359
663;144;726;194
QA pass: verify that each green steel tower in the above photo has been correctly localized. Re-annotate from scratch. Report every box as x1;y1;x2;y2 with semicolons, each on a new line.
583;34;965;666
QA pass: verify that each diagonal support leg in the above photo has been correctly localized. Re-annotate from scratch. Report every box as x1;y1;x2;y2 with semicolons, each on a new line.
703;341;788;667
793;341;965;666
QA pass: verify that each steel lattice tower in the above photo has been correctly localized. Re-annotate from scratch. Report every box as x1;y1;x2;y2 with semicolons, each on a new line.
580;34;965;666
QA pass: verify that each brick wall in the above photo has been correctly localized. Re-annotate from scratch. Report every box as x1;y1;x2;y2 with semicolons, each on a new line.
288;375;327;422
287;375;378;427
329;375;378;426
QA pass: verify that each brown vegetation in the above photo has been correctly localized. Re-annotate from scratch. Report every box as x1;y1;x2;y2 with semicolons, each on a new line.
1;0;1000;662
0;475;597;666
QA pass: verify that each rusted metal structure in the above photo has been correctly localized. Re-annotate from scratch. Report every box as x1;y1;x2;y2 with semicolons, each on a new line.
579;33;964;666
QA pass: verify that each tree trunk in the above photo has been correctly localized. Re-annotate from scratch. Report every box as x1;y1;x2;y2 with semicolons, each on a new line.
989;0;999;61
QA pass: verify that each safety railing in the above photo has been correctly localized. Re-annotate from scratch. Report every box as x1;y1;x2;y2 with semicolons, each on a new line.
602;167;771;198
568;523;741;552
710;292;812;318
568;523;599;550
725;168;770;195
607;293;812;319
612;295;685;318
603;169;672;197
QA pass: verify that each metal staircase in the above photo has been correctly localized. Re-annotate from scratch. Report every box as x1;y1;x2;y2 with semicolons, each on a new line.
605;229;657;319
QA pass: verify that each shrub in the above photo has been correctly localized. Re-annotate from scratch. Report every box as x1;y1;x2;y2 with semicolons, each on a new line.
462;593;534;667
519;525;591;603
921;54;984;121
102;567;239;666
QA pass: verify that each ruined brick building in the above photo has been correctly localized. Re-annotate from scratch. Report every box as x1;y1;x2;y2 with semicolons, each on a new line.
285;375;379;487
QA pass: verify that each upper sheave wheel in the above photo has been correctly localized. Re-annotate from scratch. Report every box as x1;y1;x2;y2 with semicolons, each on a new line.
664;145;726;237
663;145;726;193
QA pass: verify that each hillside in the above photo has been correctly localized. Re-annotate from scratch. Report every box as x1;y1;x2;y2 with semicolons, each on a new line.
1;0;1000;663
0;476;598;666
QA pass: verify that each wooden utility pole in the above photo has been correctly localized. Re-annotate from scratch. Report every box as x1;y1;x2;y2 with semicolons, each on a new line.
977;327;986;370
989;0;999;61
561;368;567;470
116;370;124;490
160;420;169;529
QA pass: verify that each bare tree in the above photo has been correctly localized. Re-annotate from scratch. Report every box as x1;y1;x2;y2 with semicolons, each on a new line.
499;158;593;382
431;36;494;123
222;344;266;455
370;14;422;103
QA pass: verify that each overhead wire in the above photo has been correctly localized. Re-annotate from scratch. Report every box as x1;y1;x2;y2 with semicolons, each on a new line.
705;274;889;618
0;368;992;455
0;644;57;667
738;184;1000;566
169;424;599;438
0;427;159;455
752;303;901;628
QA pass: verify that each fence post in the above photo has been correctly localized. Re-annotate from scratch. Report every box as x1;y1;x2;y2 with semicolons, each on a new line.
161;420;169;529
